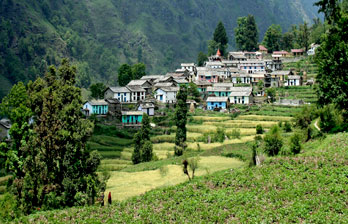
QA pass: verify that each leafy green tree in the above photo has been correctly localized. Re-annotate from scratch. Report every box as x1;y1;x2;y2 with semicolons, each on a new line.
89;83;106;99
235;15;259;51
256;124;263;134
132;63;146;80
207;40;220;56
197;52;208;66
281;31;295;51
1;59;102;214
262;24;282;53
188;82;200;103
290;133;302;154
118;64;133;86
266;88;276;103
263;125;283;156
298;22;310;51
283;121;292;132
175;86;188;156
315;0;348;120
132;113;152;164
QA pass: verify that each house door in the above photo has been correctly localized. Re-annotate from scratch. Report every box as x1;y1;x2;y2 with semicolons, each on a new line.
160;95;163;101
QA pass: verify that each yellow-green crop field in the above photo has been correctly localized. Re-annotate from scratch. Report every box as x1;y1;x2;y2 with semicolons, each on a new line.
105;156;244;201
100;112;294;201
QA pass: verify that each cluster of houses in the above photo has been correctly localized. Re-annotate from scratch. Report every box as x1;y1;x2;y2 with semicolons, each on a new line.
83;46;309;127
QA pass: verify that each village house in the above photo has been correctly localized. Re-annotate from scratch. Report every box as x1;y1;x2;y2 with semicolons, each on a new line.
127;79;152;94
207;86;232;97
244;52;258;60
228;87;253;105
153;82;177;89
206;97;229;110
265;74;280;88
127;86;146;102
194;80;213;93
259;45;268;54
0;119;11;140
228;52;247;61
238;60;266;74
105;98;121;118
221;60;240;68
180;63;196;73
138;102;155;116
197;68;220;83
173;78;189;87
208;49;223;62
121;111;143;127
205;61;224;69
250;72;266;86
291;49;305;57
231;72;252;84
285;75;302;86
273;50;290;57
270;70;293;86
265;55;283;71
307;44;320;56
104;87;131;103
83;99;108;116
141;75;163;84
154;87;180;103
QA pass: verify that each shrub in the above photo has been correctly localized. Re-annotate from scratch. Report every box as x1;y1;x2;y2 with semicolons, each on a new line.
214;127;225;143
283;121;292;132
278;121;282;127
290;133;302;154
319;104;343;133
229;129;241;139
294;105;318;129
256;125;263;134
263;125;283;156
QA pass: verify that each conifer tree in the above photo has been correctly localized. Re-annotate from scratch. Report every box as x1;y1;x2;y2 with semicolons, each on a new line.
132;113;153;164
174;86;188;156
262;24;282;53
212;21;229;56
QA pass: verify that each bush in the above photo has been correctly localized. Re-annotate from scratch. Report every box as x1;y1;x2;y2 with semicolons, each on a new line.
0;193;21;222
283;121;292;132
294;105;318;129
290;133;302;154
229;129;241;139
263;125;283;156
319;104;343;133
214;127;225;143
256;125;263;134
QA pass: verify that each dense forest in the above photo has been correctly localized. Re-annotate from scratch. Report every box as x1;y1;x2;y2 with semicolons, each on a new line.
0;0;320;99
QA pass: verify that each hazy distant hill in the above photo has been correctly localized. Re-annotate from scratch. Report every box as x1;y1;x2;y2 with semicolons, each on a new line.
0;0;320;98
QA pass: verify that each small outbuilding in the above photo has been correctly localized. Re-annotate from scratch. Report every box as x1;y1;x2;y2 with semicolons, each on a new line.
206;97;229;110
122;111;143;127
83;99;108;116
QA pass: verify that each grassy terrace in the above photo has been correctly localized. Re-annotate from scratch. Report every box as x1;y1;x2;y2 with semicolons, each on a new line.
17;133;348;223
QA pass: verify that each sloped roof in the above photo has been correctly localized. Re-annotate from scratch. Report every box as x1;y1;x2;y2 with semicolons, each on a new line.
271;70;291;76
88;99;108;106
0;119;11;129
154;82;176;88
273;50;289;55
229;91;251;97
213;83;234;88
181;63;195;67
127;79;149;86
291;49;304;53
126;86;146;92
259;45;268;51
122;111;143;116
206;97;229;102
141;75;163;80
157;87;180;92
288;75;301;80
108;87;130;93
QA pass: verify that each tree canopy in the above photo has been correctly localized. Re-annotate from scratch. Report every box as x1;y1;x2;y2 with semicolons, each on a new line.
235;15;259;51
90;83;106;99
175;86;188;156
262;24;282;53
211;21;228;56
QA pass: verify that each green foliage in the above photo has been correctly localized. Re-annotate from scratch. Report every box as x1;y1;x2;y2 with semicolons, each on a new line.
197;52;208;67
266;88;276;103
175;86;188;154
213;21;228;55
290;133;302;154
89;83;106;99
319;104;343;133
262;24;282;53
263;125;283;156
256;124;263;134
1;59;103;215
132;63;146;80
283;121;292;132
235;15;259;51
294;105;318;129
118;64;133;86
132;113;153;164
188;82;200;103
214;127;225;143
315;3;348;119
298;22;310;51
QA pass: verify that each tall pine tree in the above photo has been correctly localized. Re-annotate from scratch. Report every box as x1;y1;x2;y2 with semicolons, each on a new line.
235;15;259;51
174;86;188;156
212;21;229;56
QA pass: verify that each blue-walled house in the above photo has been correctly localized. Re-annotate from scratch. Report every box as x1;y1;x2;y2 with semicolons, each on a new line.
122;111;143;127
206;97;229;110
83;100;108;116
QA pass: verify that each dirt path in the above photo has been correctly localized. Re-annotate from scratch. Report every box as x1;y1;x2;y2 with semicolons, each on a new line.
314;120;321;131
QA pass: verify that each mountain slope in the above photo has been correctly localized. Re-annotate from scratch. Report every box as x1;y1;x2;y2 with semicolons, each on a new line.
0;0;320;99
15;133;348;223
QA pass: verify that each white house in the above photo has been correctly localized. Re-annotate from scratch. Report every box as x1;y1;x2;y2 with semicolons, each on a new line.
229;87;253;105
83;99;108;116
181;63;196;73
127;86;146;102
104;87;131;103
285;75;302;86
155;87;180;103
138;102;155;116
127;79;152;94
239;60;266;74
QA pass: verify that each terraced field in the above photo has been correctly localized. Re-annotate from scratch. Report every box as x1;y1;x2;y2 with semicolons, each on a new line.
93;110;296;201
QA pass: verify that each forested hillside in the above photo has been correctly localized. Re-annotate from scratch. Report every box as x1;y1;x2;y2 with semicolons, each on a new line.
0;0;320;99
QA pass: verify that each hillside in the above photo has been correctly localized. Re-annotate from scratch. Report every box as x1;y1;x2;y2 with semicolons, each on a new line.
16;133;348;223
0;0;320;99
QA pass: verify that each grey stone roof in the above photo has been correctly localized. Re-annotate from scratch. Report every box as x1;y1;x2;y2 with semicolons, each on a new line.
126;86;146;92
194;80;213;86
213;83;234;88
154;82;176;88
88;99;108;106
271;70;291;75
0;119;11;129
157;87;180;92
122;111;143;116
108;87;130;93
141;75;164;80
288;75;301;80
127;79;149;86
206;97;229;102
229;91;251;97
181;63;195;67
